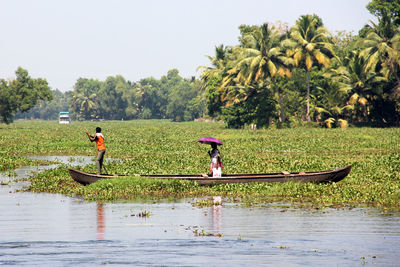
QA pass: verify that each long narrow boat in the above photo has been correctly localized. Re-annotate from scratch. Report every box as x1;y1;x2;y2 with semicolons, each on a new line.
68;165;351;186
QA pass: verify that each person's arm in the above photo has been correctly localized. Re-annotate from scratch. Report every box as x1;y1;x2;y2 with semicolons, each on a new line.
217;151;222;168
86;130;96;142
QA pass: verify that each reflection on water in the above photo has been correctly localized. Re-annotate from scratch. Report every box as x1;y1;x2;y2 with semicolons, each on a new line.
1;196;399;266
27;155;96;166
0;156;400;266
97;203;105;240
211;198;222;233
0;156;95;182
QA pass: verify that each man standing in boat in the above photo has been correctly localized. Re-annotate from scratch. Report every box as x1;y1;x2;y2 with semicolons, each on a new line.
86;127;106;174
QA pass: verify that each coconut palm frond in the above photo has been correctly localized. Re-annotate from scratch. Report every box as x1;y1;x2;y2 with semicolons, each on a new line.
324;117;335;128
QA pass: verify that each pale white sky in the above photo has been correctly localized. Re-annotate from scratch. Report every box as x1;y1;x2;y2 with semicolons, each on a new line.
0;0;375;92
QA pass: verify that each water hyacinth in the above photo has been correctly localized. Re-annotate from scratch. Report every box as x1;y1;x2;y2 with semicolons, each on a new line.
0;120;398;211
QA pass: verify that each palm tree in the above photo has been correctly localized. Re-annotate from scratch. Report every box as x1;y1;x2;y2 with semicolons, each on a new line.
71;91;98;120
221;23;292;122
314;85;353;128
358;15;400;125
198;45;230;86
283;15;334;121
359;17;400;86
198;45;232;117
327;51;385;123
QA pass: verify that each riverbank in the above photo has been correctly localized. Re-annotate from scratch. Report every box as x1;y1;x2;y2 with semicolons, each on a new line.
1;120;399;211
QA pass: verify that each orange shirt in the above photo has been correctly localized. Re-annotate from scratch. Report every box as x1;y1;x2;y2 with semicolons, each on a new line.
96;133;106;150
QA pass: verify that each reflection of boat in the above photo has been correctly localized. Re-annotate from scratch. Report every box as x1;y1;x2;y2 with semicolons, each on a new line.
68;165;351;186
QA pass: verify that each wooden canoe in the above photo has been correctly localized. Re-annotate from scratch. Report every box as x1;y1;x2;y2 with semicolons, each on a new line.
68;165;351;186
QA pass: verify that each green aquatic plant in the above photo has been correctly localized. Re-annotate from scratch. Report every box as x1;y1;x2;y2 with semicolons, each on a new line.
133;211;151;218
0;120;398;211
192;228;222;237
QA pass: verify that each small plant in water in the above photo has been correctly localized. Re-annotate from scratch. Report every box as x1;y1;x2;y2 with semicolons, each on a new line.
68;157;76;162
6;170;17;177
193;197;223;208
136;211;151;218
193;199;214;208
192;228;222;237
361;256;367;265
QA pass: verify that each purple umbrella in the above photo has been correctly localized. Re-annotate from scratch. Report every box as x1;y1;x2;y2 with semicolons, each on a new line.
197;137;223;145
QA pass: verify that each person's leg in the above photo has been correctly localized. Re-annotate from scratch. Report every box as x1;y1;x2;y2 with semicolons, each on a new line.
99;150;105;173
96;151;101;174
96;150;105;174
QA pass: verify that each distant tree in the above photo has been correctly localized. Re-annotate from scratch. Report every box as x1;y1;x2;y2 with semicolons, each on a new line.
0;67;52;124
121;82;139;120
166;80;194;121
366;0;400;26
359;21;400;84
227;23;292;122
70;78;102;120
134;77;166;119
165;76;204;122
71;91;99;121
221;83;277;128
358;13;400;125
73;77;101;96
97;75;128;120
186;79;206;120
328;51;385;124
283;15;334;121
15;89;70;120
198;45;230;118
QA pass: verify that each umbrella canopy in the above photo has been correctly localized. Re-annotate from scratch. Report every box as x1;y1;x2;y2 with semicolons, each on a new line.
197;137;223;145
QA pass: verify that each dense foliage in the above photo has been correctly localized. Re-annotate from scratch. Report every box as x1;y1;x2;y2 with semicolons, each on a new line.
3;0;400;129
200;2;400;128
14;89;70;120
68;69;205;122
0;120;399;211
0;67;52;124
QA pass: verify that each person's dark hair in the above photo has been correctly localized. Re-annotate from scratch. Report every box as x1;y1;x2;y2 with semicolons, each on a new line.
96;127;101;133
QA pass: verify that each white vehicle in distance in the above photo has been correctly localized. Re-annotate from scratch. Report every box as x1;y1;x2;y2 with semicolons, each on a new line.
59;112;70;124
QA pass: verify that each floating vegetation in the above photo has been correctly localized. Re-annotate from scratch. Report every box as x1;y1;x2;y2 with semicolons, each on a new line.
192;228;223;237
5;170;17;177
0;120;399;212
193;196;223;207
132;211;151;218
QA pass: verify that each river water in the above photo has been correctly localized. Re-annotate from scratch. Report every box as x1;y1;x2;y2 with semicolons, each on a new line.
0;156;399;266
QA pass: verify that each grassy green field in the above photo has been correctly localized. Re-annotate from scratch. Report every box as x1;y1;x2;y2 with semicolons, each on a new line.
1;120;400;211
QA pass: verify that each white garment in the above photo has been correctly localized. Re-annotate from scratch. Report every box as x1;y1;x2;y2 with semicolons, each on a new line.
212;167;222;177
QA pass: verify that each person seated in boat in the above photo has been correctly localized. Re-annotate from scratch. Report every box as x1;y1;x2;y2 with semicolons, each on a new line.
208;142;222;177
86;127;106;174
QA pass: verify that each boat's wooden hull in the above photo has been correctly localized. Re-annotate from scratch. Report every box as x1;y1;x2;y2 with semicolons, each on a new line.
68;165;351;186
67;169;119;185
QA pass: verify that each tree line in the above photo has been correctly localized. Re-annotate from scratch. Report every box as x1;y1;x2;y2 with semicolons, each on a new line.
68;69;205;122
200;0;400;128
12;69;205;122
3;0;400;128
